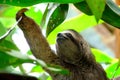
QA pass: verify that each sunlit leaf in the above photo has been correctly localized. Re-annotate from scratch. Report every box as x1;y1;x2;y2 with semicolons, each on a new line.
0;7;41;28
1;6;21;18
31;65;44;72
47;76;52;80
47;14;103;44
0;17;22;41
25;7;43;24
0;6;21;28
91;48;114;63
27;50;32;55
106;61;120;79
85;0;106;22
0;18;15;28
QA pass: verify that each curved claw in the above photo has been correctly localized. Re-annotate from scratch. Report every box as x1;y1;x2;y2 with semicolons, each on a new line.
16;8;28;21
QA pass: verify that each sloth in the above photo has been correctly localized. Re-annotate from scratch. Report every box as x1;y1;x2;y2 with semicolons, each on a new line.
56;30;93;65
16;8;109;80
54;30;109;80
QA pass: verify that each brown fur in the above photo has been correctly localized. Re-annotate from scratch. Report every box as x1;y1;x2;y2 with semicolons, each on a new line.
54;30;109;80
16;8;109;80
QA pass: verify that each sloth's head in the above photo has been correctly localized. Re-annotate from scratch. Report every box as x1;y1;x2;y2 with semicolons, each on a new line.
56;29;92;64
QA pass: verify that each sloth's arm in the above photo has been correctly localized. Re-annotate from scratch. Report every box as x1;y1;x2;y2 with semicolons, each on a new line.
16;8;59;65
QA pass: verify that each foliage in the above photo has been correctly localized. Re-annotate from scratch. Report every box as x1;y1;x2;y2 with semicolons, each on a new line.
0;0;84;6
46;4;69;37
85;0;106;22
74;0;120;28
0;0;120;80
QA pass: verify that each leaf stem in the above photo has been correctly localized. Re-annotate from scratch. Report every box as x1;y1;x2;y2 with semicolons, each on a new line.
19;64;27;75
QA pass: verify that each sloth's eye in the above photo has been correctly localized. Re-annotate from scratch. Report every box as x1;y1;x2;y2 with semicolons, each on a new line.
65;33;72;37
65;33;75;41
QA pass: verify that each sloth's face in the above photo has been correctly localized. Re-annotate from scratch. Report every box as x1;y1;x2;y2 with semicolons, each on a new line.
56;30;83;64
56;30;79;46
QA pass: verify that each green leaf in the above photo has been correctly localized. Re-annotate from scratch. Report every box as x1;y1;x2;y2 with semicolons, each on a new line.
0;46;34;68
0;22;6;36
1;6;21;18
47;14;103;44
106;61;120;79
74;0;120;28
0;6;42;27
25;7;43;24
27;50;32;55
0;24;17;41
31;65;44;72
74;1;92;15
36;59;47;68
47;76;52;80
36;60;69;75
85;0;106;22
102;0;120;28
0;0;83;7
0;18;15;28
5;50;30;60
0;51;33;68
40;4;49;28
47;67;69;75
46;4;68;37
0;51;18;68
91;48;113;63
0;40;19;50
0;6;21;28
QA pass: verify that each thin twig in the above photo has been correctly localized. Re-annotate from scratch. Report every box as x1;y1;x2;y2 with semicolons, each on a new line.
0;16;22;40
19;64;27;75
